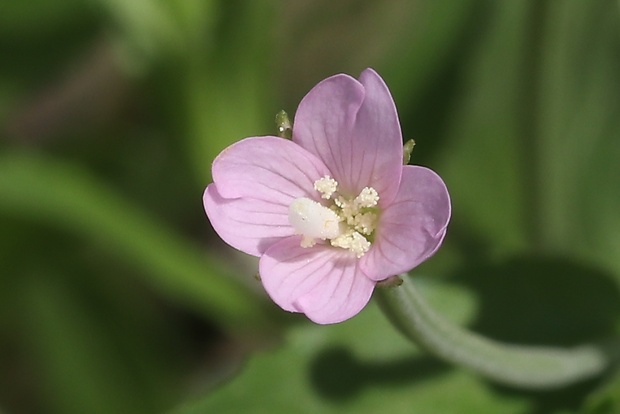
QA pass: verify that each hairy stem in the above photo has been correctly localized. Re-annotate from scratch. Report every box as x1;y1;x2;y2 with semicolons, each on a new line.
375;275;617;389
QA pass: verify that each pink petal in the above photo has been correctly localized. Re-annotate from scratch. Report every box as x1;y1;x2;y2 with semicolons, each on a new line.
351;69;404;204
212;136;331;203
259;237;375;324
360;165;451;281
293;68;403;203
203;184;296;257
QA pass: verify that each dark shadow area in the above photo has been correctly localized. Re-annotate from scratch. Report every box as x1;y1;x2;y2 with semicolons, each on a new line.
399;0;497;164
490;375;607;414
452;254;620;413
308;346;449;402
454;255;620;346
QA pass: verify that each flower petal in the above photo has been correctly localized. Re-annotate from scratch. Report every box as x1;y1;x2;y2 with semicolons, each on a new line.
293;68;403;202
292;73;363;195
260;237;375;324
203;184;296;257
360;165;451;280
212;136;331;203
351;69;404;204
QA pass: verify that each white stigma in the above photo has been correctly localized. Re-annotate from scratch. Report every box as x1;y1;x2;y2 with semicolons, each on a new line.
288;176;380;258
289;198;342;243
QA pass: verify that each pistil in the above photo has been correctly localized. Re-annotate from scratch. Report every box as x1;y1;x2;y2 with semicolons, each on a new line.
288;175;380;257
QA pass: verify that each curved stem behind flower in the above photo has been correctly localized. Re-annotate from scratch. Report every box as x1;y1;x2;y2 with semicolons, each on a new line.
375;275;619;390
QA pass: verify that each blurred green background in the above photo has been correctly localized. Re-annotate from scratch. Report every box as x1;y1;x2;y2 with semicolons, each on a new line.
1;1;620;413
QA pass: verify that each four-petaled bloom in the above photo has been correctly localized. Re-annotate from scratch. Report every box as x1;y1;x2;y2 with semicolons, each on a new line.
203;69;451;324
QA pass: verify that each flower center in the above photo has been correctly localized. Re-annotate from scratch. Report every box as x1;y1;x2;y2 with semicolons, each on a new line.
288;176;379;257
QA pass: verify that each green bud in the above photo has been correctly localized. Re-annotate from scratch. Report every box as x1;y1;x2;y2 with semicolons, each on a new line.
376;275;403;288
403;139;416;165
275;110;292;139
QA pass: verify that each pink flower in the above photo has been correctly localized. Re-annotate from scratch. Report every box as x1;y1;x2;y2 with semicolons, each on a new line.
203;69;450;324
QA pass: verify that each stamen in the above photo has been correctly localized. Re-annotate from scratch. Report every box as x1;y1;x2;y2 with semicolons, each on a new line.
354;187;379;208
352;212;377;235
290;182;380;257
331;231;371;258
314;176;338;199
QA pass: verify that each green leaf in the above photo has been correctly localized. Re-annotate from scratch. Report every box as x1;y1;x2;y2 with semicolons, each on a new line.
435;1;620;267
171;281;536;414
0;0;90;37
383;0;482;118
434;1;532;252
93;0;186;71
0;150;272;334
581;368;620;414
21;274;179;414
181;0;277;181
535;0;620;262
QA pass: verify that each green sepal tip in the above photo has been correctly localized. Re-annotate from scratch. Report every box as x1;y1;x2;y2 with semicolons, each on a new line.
403;139;416;165
275;110;292;139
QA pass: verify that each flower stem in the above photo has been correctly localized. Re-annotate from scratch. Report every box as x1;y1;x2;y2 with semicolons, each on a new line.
375;275;618;389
